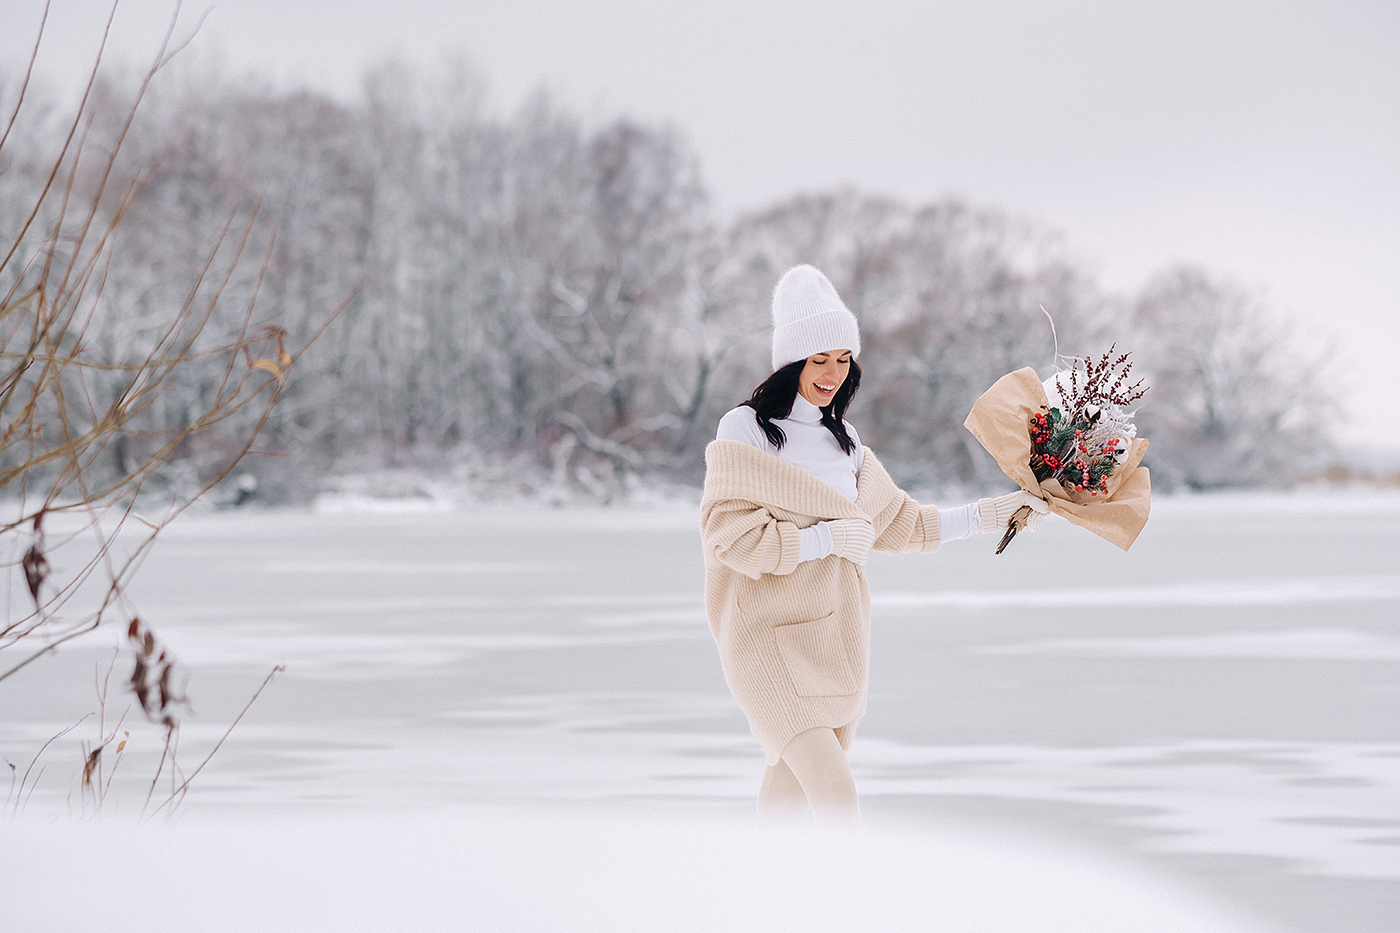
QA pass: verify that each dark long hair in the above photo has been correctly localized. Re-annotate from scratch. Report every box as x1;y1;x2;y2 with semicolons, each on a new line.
740;358;862;454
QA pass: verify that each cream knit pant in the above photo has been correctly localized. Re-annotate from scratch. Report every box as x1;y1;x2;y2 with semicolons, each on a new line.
757;727;861;824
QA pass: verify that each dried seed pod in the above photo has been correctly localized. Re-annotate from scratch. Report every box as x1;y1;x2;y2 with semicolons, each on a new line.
82;747;102;791
129;655;150;713
21;544;48;602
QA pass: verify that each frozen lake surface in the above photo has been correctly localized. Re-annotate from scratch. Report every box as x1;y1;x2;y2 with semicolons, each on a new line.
3;491;1398;931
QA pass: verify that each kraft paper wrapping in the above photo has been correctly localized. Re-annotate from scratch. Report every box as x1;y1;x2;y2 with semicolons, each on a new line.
963;367;1152;551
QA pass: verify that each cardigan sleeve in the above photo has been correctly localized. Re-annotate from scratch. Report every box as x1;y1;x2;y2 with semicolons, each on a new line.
700;498;804;580
871;494;942;554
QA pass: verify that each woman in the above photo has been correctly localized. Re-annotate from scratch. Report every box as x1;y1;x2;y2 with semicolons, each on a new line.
700;264;1047;824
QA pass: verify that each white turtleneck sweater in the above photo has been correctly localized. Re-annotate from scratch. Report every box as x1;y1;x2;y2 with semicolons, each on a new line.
715;395;980;560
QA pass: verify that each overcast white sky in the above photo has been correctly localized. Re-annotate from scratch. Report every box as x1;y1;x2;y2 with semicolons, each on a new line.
6;0;1398;453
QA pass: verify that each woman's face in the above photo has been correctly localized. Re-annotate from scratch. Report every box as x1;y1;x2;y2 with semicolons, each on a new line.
797;349;853;408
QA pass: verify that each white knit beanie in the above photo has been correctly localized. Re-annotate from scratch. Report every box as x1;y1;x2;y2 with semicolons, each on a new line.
770;264;861;370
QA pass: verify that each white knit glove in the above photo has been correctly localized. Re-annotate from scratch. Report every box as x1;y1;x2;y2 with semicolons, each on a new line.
825;518;876;566
978;490;1049;534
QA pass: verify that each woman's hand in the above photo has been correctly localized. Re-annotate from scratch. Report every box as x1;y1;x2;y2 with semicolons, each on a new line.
826;518;877;566
978;490;1049;534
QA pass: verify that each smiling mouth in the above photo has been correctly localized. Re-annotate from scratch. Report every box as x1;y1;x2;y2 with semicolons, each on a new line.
814;383;836;394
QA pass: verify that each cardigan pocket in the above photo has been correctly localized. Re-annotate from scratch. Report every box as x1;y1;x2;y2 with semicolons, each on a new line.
775;613;859;697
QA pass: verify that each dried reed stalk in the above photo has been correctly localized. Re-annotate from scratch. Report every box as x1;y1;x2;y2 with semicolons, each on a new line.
1;1;343;815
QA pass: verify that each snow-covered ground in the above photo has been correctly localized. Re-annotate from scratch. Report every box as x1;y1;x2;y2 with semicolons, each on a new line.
3;491;1398;931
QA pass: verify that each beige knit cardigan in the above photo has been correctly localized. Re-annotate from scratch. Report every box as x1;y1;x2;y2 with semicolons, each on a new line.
700;439;943;765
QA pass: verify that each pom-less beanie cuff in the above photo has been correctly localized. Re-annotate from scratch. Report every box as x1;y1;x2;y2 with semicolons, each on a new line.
771;265;861;370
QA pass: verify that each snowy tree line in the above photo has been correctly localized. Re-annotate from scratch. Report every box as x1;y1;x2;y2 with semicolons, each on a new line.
0;62;1335;500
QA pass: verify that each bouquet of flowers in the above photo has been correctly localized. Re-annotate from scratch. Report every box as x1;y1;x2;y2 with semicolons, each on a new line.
1031;347;1145;495
964;348;1152;553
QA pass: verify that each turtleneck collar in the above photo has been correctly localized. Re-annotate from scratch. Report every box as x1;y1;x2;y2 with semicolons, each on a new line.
788;393;826;425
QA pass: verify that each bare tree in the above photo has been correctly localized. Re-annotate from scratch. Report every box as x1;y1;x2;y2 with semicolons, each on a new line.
1130;266;1336;489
